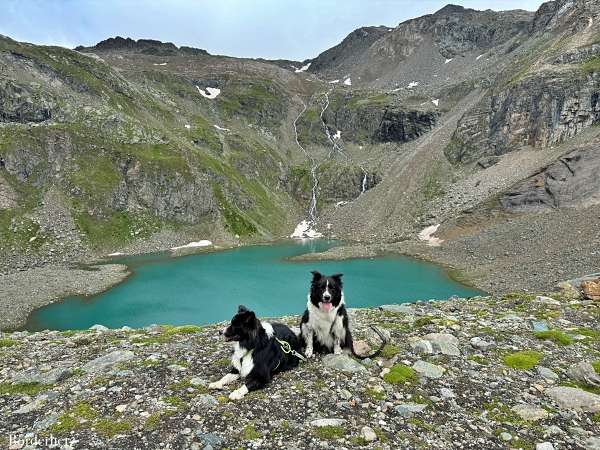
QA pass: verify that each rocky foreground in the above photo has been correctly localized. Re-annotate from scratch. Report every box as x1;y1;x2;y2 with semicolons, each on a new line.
1;290;600;450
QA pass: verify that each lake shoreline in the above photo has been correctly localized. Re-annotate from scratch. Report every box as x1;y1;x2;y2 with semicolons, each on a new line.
0;264;131;331
9;239;481;332
0;237;282;331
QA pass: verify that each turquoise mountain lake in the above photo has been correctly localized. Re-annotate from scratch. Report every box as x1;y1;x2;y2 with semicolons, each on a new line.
25;240;482;331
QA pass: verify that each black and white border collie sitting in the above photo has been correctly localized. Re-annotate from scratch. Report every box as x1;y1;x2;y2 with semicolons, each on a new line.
209;305;303;400
300;271;387;358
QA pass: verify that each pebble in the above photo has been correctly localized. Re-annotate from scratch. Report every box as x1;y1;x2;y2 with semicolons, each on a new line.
536;443;554;450
360;426;377;442
500;432;512;441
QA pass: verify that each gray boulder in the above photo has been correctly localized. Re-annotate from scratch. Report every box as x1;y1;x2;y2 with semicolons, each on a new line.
423;333;460;356
568;362;600;387
413;360;446;379
13;367;72;385
322;354;367;373
82;350;135;373
546;387;600;413
395;403;428;418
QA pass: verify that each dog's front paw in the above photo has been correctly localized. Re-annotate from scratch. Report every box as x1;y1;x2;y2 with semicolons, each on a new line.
333;346;343;355
228;385;248;400
305;348;314;358
208;382;222;390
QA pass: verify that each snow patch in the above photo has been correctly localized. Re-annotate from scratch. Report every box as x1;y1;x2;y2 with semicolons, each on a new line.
171;240;213;251
476;54;484;61
184;124;191;129
418;224;444;247
407;81;419;89
213;124;230;131
290;220;322;239
108;252;124;257
196;86;221;99
335;201;349;208
328;79;340;84
431;99;439;107
343;78;352;86
295;62;311;73
445;58;453;64
333;130;341;140
153;62;167;66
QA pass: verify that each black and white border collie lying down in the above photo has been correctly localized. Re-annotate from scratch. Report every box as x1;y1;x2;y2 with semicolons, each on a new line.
209;305;303;400
300;271;387;358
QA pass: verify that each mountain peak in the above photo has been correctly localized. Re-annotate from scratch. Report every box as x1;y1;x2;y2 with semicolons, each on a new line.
75;36;208;57
434;4;469;15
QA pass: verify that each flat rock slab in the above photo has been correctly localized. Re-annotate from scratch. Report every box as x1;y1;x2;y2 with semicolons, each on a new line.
413;360;446;379
13;367;72;385
584;437;600;450
568;362;600;386
422;333;460;356
395;403;428;417
322;354;367;373
379;304;413;314
546;386;600;412
82;350;135;373
511;404;549;421
310;418;347;427
537;366;559;381
534;295;561;306
409;338;434;354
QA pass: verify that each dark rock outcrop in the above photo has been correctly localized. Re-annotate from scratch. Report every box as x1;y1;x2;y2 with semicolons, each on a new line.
75;37;208;57
0;80;52;123
111;159;217;224
320;93;439;144
501;145;600;210
375;110;438;143
446;71;600;164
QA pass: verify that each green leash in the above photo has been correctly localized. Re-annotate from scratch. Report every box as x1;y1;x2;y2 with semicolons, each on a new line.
275;337;307;362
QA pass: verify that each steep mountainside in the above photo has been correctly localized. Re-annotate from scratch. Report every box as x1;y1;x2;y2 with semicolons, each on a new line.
1;0;600;291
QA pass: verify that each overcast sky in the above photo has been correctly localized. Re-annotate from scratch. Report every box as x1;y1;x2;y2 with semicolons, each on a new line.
1;0;545;61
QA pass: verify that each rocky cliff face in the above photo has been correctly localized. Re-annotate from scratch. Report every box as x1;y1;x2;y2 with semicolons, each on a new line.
445;0;600;165
446;71;600;164
502;142;600;210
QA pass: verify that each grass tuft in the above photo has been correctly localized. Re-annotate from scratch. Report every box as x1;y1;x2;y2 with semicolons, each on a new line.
241;423;261;440
0;382;48;396
534;330;573;346
0;338;18;348
314;425;347;440
383;364;417;385
502;350;542;370
380;344;401;359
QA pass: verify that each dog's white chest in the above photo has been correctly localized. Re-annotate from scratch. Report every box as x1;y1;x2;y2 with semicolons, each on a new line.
231;343;254;378
307;304;346;349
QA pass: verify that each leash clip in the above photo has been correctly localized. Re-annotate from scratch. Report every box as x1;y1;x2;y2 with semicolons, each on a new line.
275;338;306;362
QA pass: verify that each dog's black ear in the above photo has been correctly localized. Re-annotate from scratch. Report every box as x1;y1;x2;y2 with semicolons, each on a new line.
311;271;322;281
243;310;256;323
238;305;248;314
331;273;343;280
